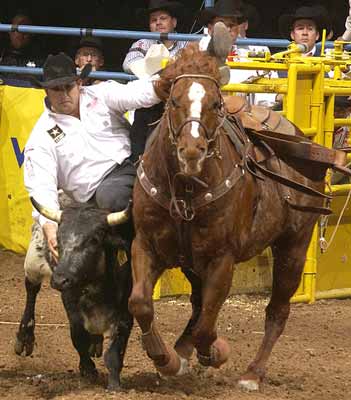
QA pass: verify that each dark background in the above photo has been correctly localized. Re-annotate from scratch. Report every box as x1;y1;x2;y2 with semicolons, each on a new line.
0;0;349;70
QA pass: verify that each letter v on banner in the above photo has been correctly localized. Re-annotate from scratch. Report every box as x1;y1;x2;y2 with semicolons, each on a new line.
11;137;25;168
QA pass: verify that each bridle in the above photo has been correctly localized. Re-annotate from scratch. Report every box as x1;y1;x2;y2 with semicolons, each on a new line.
166;74;227;154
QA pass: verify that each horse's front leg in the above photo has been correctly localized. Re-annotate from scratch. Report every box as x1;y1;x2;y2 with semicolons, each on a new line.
174;268;202;361
128;235;185;376
193;253;234;368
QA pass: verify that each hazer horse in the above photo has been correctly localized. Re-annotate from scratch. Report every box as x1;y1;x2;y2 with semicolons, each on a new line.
128;25;347;390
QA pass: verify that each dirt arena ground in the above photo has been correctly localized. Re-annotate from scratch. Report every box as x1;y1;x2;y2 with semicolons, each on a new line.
0;248;350;400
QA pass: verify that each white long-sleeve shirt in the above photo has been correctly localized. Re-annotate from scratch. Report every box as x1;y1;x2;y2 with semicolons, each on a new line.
24;79;160;225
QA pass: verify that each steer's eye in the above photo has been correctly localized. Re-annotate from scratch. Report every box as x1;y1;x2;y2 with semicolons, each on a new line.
87;237;99;247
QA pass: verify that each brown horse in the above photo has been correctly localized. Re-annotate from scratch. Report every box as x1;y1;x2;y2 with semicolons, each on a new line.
128;39;330;390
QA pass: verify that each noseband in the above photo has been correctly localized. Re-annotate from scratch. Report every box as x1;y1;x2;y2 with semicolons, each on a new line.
166;74;227;150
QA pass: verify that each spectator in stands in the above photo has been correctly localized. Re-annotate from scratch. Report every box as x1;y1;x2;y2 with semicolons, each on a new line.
338;0;351;41
75;37;105;85
237;3;270;55
198;0;276;107
0;11;43;69
278;5;331;57
23;52;161;264
123;0;187;76
123;0;187;161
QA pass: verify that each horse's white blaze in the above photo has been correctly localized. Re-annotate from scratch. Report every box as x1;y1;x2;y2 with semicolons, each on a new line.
188;82;205;138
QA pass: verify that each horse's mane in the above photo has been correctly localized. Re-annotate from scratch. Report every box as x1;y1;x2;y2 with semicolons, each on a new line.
155;43;221;101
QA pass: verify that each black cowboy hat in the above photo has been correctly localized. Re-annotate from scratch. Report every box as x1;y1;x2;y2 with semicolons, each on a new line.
34;52;91;89
278;5;331;38
77;37;104;53
136;0;184;20
198;0;244;27
240;3;260;32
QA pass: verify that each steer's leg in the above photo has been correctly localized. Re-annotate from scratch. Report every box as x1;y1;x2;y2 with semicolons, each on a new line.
104;259;134;391
61;291;98;381
238;230;313;391
15;223;52;356
129;236;182;376
174;268;202;361
192;253;234;369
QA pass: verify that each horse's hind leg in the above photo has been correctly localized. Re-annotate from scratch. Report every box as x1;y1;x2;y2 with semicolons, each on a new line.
174;268;202;361
238;231;313;391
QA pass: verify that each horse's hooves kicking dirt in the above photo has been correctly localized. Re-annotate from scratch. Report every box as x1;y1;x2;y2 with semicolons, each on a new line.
154;345;185;376
238;372;261;391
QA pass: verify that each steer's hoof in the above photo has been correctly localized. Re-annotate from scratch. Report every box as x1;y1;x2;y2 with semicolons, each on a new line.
238;371;260;392
155;345;182;376
80;361;98;383
106;378;122;392
14;335;34;356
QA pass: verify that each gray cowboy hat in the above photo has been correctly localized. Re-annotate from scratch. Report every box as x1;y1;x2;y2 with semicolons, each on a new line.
34;52;91;89
278;5;331;38
136;0;184;20
198;0;244;26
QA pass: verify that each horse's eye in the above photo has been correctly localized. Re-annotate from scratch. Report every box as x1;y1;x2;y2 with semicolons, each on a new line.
212;100;221;109
170;98;179;108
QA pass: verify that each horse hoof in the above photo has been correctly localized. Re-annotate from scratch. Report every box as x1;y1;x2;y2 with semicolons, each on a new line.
238;371;261;391
155;345;182;376
176;355;189;376
210;337;230;368
238;378;260;392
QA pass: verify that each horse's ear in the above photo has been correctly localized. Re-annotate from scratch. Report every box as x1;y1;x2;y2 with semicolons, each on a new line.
219;66;230;85
206;22;233;66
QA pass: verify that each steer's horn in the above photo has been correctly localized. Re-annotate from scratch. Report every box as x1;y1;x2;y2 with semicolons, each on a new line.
106;200;132;226
30;197;62;223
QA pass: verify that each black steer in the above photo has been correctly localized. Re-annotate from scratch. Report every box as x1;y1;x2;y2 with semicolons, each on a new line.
17;199;133;391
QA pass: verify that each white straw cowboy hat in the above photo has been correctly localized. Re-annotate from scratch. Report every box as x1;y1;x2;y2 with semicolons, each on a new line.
129;43;170;79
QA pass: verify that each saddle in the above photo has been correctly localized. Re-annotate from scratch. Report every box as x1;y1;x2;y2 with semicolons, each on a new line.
223;95;347;170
